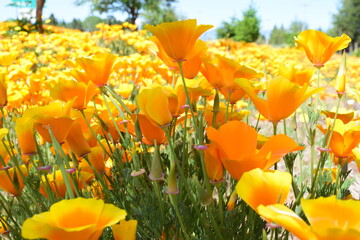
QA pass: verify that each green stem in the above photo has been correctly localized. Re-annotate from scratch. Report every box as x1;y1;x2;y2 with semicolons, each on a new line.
169;194;190;240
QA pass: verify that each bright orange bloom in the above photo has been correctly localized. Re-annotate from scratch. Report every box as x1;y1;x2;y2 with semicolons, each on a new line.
203;106;249;128
15;117;37;156
79;145;107;174
137;86;173;127
0;165;28;196
236;168;292;213
175;77;211;113
39;170;93;198
112;219;137;240
0;52;17;66
0;74;7;107
145;19;213;61
22;197;127;240
136;114;166;145
295;30;351;68
278;65;314;86
201;55;263;104
65;119;91;157
318;119;360;162
50;80;99;110
207;121;303;180
258;196;360;240
236;74;323;122
152;37;207;79
204;143;223;182
75;53;118;86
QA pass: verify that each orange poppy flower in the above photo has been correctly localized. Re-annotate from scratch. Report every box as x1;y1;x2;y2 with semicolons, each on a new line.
258;196;360;240
0;52;17;67
236;73;323;122
112;219;137;240
0;74;7;107
22;197;127;240
201;55;263;104
137;86;173;127
39;169;93;198
203;106;249;128
295;29;351;68
0;165;28;196
65;119;91;158
152;37;207;79
236;168;292;213
79;145;108;174
318;119;360;162
204;143;223;182
175;77;211;113
278;65;315;86
50;80;99;110
75;53;118;86
207;121;303;180
145;19;213;61
136;114;166;145
15;117;38;156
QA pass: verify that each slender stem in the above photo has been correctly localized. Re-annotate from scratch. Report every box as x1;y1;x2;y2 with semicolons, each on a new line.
169;194;190;240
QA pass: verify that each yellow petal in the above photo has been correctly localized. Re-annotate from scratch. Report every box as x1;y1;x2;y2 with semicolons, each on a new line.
236;169;292;212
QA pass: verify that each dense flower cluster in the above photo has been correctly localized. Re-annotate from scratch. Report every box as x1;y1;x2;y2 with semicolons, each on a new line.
0;19;358;239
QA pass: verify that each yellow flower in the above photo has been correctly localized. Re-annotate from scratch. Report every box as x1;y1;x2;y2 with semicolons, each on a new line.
137;86;173;127
236;168;292;213
145;19;213;61
112;219;137;240
75;53;118;86
22;197;127;240
236;73;323;122
258;196;360;240
295;30;351;68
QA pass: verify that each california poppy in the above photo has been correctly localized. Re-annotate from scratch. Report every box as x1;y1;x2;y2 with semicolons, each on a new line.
0;74;7;107
207;121;303;180
258;196;360;239
236;73;323;122
204;143;223;182
201;55;263;104
75;53;118;86
50;80;99;110
137;86;173;127
112;219;138;240
145;19;213;61
236;168;292;213
0;165;28;196
22;197;127;240
295;30;351;68
152;37;207;79
318;119;360;163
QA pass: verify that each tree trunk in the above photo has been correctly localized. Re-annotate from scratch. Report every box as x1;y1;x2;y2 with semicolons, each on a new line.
36;0;46;33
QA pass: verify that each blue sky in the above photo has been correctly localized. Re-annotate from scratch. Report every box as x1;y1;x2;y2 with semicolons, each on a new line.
0;0;341;34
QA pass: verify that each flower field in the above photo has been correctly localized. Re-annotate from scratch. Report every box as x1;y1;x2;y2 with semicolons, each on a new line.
0;19;360;239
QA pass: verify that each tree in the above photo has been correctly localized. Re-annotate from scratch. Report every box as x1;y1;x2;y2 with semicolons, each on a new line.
234;6;260;42
83;16;103;31
268;20;307;46
332;0;360;51
36;0;46;33
141;1;181;27
75;0;177;25
216;5;260;42
269;25;287;45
